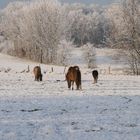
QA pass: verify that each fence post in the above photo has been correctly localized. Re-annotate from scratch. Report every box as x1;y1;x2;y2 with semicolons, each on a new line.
51;67;53;72
108;66;111;74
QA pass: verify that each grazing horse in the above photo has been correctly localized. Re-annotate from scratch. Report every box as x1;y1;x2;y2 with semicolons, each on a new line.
33;66;42;81
92;70;98;83
66;66;81;90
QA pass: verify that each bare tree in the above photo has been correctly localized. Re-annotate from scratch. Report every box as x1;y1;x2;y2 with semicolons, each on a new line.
65;4;104;47
121;0;140;75
103;4;126;48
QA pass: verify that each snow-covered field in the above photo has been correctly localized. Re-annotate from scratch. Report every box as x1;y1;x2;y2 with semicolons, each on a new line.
0;49;140;140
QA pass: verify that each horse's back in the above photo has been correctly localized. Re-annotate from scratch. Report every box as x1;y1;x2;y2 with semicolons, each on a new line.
66;66;75;81
73;66;79;70
33;66;41;74
66;66;81;90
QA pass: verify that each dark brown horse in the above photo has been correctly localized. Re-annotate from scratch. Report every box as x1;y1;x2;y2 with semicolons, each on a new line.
92;70;98;83
33;66;42;81
66;66;81;90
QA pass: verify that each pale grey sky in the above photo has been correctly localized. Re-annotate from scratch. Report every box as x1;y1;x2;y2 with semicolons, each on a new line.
60;0;118;5
0;0;118;9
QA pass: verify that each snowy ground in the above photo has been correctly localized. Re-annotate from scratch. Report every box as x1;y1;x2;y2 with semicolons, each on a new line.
0;48;140;140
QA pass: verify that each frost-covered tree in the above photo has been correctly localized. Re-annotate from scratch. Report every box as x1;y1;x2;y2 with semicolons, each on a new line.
65;4;105;47
104;1;140;74
103;4;125;48
83;43;96;68
121;0;140;75
56;40;73;66
1;0;64;64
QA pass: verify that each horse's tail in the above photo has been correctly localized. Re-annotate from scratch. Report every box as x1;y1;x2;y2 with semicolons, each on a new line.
76;69;81;89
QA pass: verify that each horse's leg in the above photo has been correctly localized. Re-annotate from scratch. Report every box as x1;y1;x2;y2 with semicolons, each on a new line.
67;80;71;89
76;82;79;90
35;76;37;81
80;85;82;90
93;78;95;84
94;77;98;83
78;83;82;90
76;83;81;90
96;76;98;83
40;74;42;81
37;75;39;81
72;81;74;90
68;79;71;89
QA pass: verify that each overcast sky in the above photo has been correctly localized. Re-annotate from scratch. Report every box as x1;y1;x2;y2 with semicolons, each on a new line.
0;0;119;9
60;0;118;5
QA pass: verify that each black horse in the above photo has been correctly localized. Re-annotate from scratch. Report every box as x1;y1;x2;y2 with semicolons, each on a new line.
92;70;98;83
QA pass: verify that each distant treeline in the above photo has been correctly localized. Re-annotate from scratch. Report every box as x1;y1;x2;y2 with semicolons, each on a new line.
0;0;139;74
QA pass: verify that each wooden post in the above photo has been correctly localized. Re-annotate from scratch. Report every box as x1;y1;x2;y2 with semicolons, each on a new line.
27;65;30;72
51;67;53;72
63;66;67;74
108;66;111;74
40;49;43;63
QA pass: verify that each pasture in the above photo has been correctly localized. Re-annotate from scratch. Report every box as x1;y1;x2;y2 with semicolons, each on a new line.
0;49;140;140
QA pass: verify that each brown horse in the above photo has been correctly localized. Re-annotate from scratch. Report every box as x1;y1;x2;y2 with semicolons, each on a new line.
66;66;81;90
92;70;98;83
33;66;42;81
